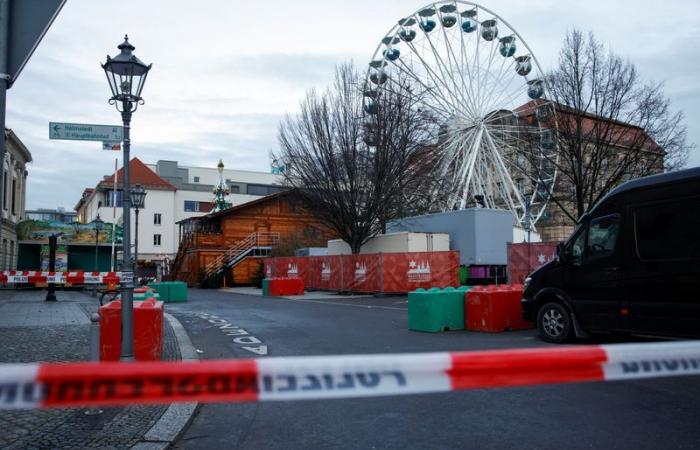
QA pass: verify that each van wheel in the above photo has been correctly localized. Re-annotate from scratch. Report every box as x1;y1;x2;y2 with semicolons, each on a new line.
537;302;572;343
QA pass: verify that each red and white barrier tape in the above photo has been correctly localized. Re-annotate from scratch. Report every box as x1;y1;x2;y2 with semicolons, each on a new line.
0;271;128;285
1;341;698;410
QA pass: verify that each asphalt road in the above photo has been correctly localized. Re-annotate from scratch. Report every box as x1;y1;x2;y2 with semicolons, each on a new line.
167;289;700;450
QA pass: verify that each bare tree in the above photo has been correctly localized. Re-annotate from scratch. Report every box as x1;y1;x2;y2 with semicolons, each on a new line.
520;30;692;224
276;63;440;253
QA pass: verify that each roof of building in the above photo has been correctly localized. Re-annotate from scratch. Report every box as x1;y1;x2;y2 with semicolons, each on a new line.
4;128;33;163
177;189;294;224
101;158;177;191
515;100;661;153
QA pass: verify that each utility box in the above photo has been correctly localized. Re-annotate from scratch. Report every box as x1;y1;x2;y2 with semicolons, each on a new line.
388;208;512;265
294;247;328;257
327;231;450;255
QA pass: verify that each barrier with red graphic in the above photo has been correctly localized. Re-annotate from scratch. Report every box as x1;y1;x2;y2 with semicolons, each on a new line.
507;242;558;284
264;251;459;294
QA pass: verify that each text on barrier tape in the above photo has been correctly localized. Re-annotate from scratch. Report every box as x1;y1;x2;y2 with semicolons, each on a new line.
0;341;699;410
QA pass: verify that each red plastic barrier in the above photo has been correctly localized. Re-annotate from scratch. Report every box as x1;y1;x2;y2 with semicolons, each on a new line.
99;301;122;361
267;277;304;296
466;286;509;332
465;285;533;333
99;299;164;361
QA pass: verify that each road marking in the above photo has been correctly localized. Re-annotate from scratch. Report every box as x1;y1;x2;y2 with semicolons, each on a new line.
188;312;269;356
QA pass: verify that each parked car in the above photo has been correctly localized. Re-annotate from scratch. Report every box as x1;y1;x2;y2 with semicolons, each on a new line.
522;167;700;343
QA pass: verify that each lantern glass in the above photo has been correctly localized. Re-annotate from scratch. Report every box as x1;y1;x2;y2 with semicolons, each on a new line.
130;184;147;209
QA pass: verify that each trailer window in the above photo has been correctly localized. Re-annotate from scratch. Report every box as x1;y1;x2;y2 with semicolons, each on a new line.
634;198;700;261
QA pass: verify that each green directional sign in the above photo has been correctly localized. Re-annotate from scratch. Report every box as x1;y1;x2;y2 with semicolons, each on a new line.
49;122;123;142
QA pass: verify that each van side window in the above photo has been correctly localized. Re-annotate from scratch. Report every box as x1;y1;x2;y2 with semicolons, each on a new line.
570;228;586;264
587;215;620;261
634;198;700;261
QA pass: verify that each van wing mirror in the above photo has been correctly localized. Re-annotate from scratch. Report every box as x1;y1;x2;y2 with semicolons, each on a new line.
556;242;566;262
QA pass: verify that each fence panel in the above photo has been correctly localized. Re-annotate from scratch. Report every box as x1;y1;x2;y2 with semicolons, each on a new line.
507;242;558;284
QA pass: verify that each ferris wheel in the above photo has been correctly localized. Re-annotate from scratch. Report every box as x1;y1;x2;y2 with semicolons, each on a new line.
364;1;558;228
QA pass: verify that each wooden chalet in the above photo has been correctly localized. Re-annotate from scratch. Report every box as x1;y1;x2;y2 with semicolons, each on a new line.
171;190;334;286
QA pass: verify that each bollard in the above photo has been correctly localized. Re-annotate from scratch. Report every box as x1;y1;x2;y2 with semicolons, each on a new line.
84;313;103;416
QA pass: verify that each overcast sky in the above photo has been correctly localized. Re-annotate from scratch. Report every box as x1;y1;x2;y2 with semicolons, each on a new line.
6;0;699;210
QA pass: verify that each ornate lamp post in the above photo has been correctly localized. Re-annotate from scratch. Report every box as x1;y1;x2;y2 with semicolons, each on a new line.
92;215;105;297
102;35;152;361
130;184;146;280
212;159;230;213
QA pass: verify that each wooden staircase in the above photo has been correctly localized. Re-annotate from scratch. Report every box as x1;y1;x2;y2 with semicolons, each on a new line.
204;232;280;278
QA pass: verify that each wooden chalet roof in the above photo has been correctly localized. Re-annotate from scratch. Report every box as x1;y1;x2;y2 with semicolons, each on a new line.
177;189;295;225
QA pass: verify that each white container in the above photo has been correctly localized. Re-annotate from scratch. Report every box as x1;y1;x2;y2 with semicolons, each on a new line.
326;232;450;255
388;208;513;265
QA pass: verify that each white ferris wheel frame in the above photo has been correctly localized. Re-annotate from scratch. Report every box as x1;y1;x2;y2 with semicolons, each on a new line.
365;0;559;229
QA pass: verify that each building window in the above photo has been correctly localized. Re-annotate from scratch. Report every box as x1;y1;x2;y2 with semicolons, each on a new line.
105;190;123;207
185;201;213;213
246;184;284;196
194;176;200;183
11;179;16;215
153;234;162;246
154;213;162;225
230;185;240;194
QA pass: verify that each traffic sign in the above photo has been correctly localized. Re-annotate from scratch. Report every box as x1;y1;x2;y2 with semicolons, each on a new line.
49;122;123;142
4;0;67;88
102;141;122;151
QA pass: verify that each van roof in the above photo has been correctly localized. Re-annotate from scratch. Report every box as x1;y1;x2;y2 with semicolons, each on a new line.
589;166;700;215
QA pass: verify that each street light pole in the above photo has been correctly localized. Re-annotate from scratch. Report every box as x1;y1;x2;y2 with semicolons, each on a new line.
130;184;146;282
102;35;151;361
92;214;104;297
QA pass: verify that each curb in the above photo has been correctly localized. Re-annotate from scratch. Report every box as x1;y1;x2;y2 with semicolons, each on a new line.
130;313;199;450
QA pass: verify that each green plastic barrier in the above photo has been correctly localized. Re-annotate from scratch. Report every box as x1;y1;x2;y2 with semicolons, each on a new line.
443;287;465;331
148;283;169;302
408;286;471;333
168;281;188;302
262;278;270;297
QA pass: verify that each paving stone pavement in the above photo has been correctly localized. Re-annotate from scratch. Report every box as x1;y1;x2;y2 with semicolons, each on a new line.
0;289;182;450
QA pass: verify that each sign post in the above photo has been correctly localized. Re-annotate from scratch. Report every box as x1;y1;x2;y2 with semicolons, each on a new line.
0;0;66;270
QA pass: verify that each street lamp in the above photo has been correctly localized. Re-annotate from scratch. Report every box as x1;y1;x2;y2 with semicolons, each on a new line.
92;215;105;297
130;184;146;280
102;35;152;361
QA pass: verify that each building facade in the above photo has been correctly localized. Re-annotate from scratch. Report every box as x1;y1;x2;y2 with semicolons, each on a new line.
74;158;282;269
1;129;32;270
512;101;664;242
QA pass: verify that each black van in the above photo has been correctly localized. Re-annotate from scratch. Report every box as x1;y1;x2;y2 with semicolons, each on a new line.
521;167;700;343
